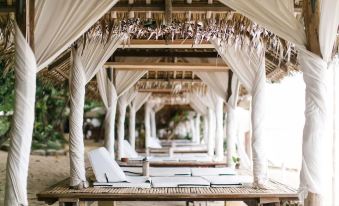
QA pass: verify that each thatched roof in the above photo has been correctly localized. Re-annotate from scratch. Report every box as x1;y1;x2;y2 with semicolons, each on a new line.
0;1;323;101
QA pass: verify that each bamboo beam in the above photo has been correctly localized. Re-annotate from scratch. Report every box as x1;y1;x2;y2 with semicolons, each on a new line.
118;39;214;48
138;79;202;83
105;62;228;71
112;1;231;12
137;88;191;93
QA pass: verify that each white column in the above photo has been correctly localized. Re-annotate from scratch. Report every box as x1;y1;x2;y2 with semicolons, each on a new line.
195;113;201;144
129;104;136;150
207;107;216;156
226;105;237;168
68;49;88;189
5;25;37;206
215;97;224;161
298;50;329;200
150;110;157;138
117;100;128;160
144;103;151;148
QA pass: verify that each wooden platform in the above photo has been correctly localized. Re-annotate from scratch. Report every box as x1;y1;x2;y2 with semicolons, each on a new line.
37;179;298;206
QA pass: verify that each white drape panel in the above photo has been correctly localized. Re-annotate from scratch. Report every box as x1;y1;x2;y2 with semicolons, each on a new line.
195;71;229;101
319;0;339;61
212;38;268;187
190;118;197;143
195;113;201;144
298;50;329;198
129;92;151;150
117;88;137;159
215;98;225;161
189;92;208;116
4;24;37;206
207;107;216;156
145;102;152;148
6;1;118;204
69;35;123;188
34;0;118;70
203;115;209;145
150;110;157;138
96;69;118;156
115;71;147;96
226;77;240;168
218;0;306;47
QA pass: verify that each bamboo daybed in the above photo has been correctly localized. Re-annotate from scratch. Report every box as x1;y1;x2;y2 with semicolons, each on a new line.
37;178;298;206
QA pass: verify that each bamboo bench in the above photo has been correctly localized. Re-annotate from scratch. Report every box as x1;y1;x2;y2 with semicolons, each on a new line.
37;179;298;206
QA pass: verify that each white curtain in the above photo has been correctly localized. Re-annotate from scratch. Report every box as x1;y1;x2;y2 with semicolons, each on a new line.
298;49;329;199
219;0;339;199
211;38;268;188
5;1;117;204
129;92;151;150
226;77;240;168
195;71;229;100
96;69;117;157
215;97;224;161
69;35;123;188
195;113;201;144
218;0;306;47
5;24;37;206
195;90;220;157
150;110;157;138
117;88;137;160
144;102;152;148
97;69;146;158
34;0;118;70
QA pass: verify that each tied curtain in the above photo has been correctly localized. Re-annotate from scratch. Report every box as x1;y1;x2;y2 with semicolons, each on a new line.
5;1;117;205
97;69;146;158
211;37;267;188
218;0;339;199
189;93;208;145
195;71;230;161
69;35;123;188
117;88;137;160
129;92;152;150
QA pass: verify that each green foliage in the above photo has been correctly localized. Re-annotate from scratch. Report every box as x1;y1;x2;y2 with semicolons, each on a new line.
32;79;68;150
0;62;14;137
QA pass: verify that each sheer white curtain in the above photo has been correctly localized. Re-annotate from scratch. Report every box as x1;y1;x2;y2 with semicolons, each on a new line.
34;0;118;70
219;0;339;198
194;113;201;144
97;69;146;158
6;1;117;204
129;92;151;150
5;24;37;206
96;69;117;157
69;35;123;188
211;38;268;188
144;102;152;148
218;0;306;47
195;72;229;100
117;88;137;160
226;77;240;168
195;72;229;161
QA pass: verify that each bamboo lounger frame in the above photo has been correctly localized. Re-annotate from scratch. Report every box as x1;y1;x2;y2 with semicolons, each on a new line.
37;179;298;206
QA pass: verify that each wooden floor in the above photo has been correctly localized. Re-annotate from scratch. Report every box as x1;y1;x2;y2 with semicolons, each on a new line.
37;179;298;206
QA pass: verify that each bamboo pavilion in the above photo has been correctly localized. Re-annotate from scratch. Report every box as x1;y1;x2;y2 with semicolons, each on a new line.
0;0;338;206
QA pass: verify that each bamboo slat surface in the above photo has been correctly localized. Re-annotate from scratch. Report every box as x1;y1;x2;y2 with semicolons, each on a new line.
37;178;298;203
